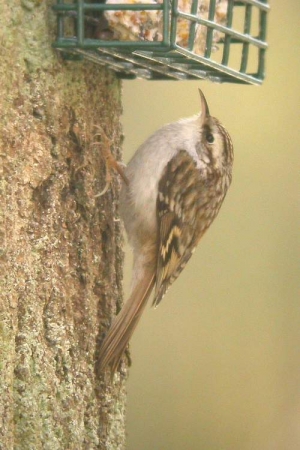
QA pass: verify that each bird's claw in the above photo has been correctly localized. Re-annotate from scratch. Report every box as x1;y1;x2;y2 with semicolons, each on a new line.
92;125;129;197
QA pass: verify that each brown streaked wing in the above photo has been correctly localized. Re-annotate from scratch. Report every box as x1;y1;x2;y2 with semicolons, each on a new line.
153;150;201;307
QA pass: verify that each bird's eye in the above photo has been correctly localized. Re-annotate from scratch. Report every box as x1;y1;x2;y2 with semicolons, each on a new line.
206;133;214;144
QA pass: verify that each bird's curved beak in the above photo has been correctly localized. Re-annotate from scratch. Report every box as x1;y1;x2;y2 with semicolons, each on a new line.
199;89;210;124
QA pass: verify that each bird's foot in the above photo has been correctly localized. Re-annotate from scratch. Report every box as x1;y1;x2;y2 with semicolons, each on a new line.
93;125;129;197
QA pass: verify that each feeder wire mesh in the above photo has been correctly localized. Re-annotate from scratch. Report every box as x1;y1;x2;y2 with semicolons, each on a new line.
53;0;269;84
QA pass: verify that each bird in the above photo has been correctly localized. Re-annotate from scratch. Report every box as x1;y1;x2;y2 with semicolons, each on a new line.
98;89;234;374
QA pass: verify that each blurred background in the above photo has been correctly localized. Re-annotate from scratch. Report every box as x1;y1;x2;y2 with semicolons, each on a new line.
121;2;300;449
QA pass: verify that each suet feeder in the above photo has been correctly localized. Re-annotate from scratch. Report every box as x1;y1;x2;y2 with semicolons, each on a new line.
53;0;269;85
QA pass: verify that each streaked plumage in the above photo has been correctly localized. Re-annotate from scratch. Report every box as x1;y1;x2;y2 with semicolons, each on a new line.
98;90;233;374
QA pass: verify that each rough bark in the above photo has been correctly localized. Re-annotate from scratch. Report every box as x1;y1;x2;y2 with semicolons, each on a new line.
0;3;126;449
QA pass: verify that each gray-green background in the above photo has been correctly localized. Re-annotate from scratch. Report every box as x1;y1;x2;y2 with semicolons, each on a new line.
121;3;300;449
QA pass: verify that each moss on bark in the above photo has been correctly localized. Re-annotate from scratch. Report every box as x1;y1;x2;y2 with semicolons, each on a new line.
0;2;126;449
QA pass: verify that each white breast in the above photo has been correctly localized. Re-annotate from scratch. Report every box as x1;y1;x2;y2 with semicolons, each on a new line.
120;115;202;247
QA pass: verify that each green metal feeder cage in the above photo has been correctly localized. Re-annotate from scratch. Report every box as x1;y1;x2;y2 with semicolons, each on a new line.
53;0;269;85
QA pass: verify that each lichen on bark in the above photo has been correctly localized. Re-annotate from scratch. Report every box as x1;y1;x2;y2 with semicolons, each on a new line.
0;2;127;449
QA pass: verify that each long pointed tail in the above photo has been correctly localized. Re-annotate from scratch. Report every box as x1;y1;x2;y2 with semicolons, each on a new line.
98;269;155;374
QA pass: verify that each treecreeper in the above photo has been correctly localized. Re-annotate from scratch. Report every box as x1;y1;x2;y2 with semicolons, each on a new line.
99;89;234;374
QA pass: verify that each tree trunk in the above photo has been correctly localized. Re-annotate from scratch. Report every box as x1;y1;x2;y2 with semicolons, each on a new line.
0;3;126;449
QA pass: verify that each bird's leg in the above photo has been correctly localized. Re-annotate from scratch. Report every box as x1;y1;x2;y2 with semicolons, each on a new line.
93;126;129;197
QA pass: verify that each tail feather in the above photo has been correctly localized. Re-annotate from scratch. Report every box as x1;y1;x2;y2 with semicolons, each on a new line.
98;270;155;374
